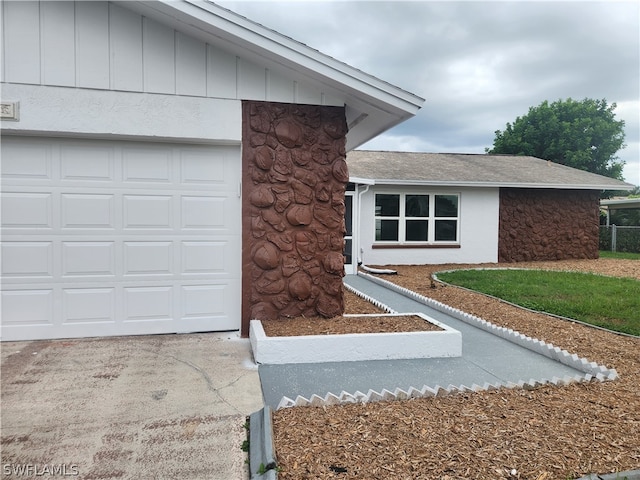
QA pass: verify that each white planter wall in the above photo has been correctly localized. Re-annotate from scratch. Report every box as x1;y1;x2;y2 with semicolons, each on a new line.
250;314;462;364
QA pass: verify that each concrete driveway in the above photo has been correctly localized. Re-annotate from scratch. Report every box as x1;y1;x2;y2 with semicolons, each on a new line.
1;332;263;479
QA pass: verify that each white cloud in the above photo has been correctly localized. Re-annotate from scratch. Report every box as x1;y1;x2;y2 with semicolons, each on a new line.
219;0;640;184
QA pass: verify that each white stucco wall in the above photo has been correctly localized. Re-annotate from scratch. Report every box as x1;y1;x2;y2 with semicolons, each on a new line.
1;83;241;143
356;185;500;265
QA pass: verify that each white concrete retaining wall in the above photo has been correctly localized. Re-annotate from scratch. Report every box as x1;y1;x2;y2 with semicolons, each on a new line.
249;313;461;365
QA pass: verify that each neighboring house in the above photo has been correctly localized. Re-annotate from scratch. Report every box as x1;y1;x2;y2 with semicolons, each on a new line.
0;1;424;341
344;151;635;272
601;198;640;226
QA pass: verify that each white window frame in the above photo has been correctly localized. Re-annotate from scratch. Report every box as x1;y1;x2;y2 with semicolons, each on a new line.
374;191;460;245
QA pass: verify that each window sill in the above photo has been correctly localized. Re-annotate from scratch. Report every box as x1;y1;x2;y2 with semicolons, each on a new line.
372;243;460;249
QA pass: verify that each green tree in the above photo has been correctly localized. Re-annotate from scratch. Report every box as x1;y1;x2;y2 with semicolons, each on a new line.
487;98;626;180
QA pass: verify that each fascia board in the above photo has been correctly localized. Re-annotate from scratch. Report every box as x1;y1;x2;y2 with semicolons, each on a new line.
129;1;424;116
601;198;640;204
349;177;376;185
368;179;636;190
601;199;640;207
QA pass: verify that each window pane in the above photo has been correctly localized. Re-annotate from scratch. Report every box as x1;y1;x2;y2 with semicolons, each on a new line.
375;194;399;217
405;195;429;217
435;220;457;241
435;195;458;217
344;195;353;236
375;219;399;241
406;220;428;241
343;238;352;264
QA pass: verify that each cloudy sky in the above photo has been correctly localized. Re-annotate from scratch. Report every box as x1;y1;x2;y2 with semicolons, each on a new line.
218;1;640;186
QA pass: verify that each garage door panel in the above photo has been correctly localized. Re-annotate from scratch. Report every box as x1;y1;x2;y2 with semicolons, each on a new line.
123;241;173;275
179;283;239;331
123;286;174;321
2;282;240;338
181;285;226;317
181;241;226;274
180;149;227;184
123;194;173;229
0;142;52;180
1;290;54;326
1;137;241;341
2;242;54;278
122;146;173;183
60;144;114;181
181;195;230;229
2;192;53;229
62;242;116;277
62;288;116;323
61;193;115;229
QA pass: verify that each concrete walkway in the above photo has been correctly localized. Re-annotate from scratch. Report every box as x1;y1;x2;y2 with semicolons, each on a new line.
259;274;589;408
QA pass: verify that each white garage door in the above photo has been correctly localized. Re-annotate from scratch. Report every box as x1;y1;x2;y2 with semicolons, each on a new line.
1;136;241;341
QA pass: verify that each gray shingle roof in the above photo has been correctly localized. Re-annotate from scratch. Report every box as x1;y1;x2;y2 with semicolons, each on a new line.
347;150;635;190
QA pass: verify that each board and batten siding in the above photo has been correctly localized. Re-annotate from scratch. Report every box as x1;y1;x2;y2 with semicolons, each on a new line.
1;1;342;106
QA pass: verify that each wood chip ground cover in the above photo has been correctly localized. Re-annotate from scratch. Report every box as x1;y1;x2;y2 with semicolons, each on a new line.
261;314;442;337
271;259;640;480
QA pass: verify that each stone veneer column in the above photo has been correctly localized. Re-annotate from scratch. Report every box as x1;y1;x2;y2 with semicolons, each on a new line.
241;101;348;335
498;188;600;262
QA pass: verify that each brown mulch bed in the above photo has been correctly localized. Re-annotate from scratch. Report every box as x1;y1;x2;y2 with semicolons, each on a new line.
261;314;442;337
261;291;441;336
271;259;640;480
343;290;388;315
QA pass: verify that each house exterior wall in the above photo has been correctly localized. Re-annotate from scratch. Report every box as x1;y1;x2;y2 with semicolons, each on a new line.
357;186;500;265
498;188;600;262
1;1;343;106
242;101;348;334
2;2;352;339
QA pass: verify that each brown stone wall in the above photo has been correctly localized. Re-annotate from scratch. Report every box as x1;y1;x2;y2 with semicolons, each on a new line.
241;101;348;335
498;188;600;262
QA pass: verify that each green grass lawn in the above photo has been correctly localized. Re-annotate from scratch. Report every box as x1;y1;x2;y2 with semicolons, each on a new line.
599;250;640;260
436;269;640;336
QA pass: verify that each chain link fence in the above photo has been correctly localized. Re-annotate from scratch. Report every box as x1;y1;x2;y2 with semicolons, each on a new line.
599;225;640;253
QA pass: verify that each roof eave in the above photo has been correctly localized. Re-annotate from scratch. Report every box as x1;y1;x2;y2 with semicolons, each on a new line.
349;178;636;190
119;0;424;150
601;198;640;209
349;176;376;185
